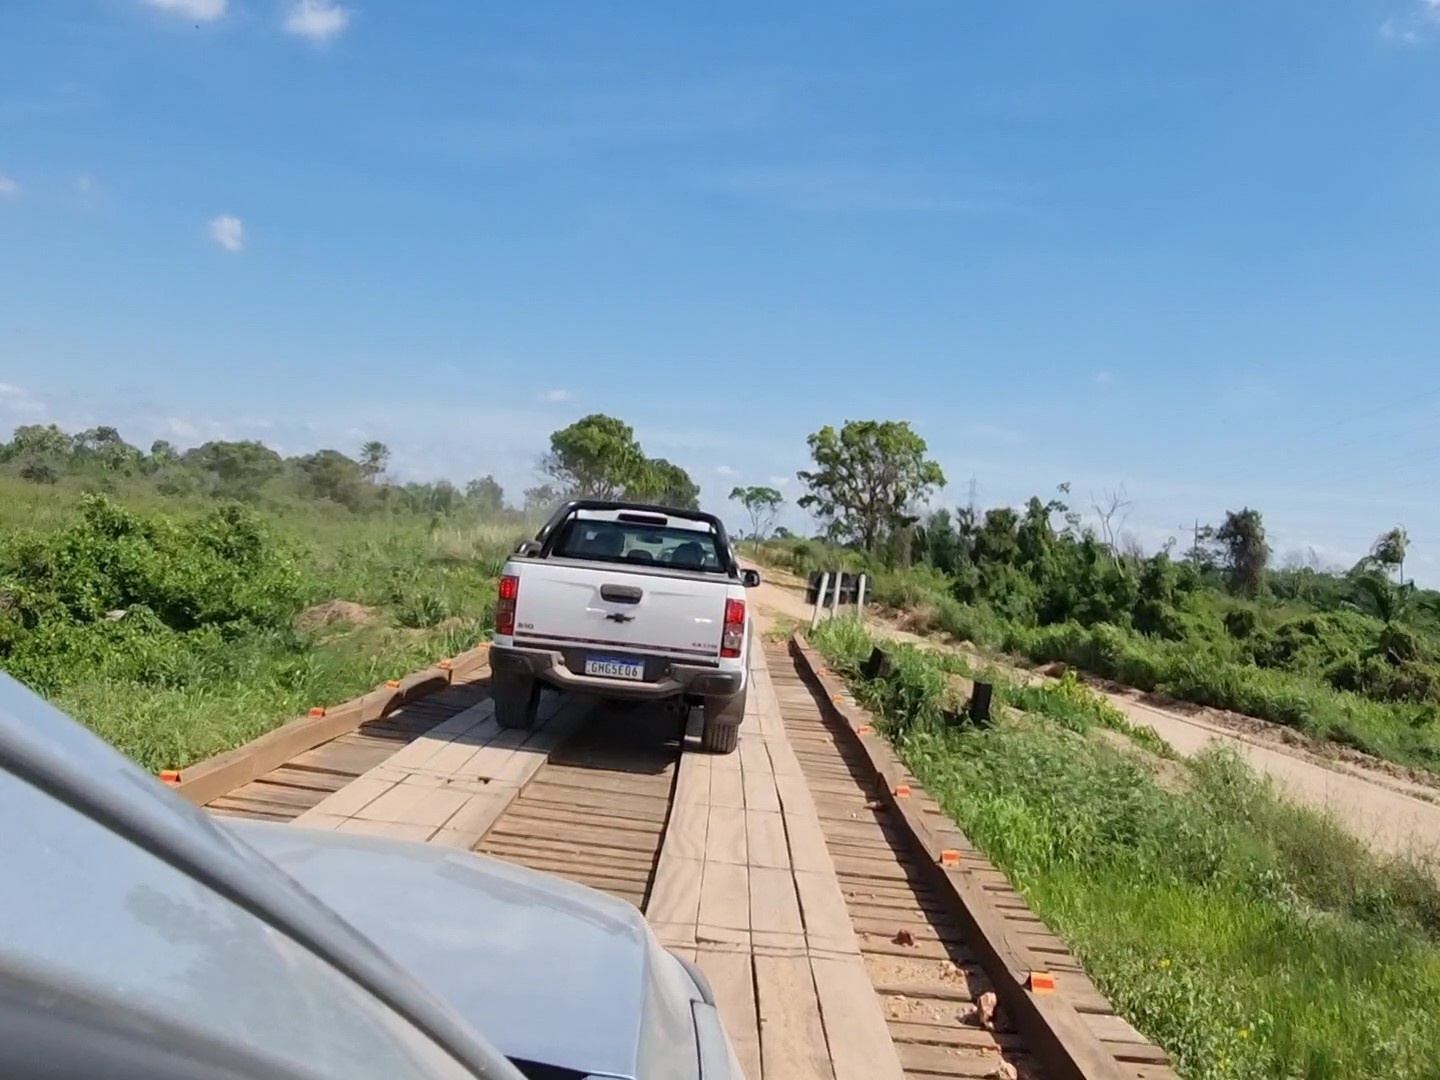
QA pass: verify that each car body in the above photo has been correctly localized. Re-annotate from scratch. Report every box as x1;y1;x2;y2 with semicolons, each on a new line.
489;501;760;754
0;670;746;1080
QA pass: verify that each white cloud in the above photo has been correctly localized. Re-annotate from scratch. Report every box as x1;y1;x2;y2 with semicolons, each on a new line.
75;174;94;195
768;475;791;488
716;464;739;477
208;214;245;252
142;0;227;21
1380;1;1440;42
0;175;19;199
540;388;573;404
283;0;350;42
1093;371;1114;385
0;383;46;417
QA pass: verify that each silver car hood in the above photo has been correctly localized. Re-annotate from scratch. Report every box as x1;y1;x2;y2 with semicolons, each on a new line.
224;819;700;1080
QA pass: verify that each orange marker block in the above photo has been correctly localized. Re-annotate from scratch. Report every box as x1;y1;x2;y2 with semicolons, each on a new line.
308;707;326;718
158;769;181;785
438;659;453;670
385;679;401;688
1028;971;1056;993
940;849;960;866
894;784;912;797
856;724;873;735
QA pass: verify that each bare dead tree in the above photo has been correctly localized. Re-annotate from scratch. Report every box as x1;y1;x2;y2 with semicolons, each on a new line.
1090;485;1133;561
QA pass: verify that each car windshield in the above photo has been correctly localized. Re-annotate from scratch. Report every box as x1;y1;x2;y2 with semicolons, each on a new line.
553;517;724;572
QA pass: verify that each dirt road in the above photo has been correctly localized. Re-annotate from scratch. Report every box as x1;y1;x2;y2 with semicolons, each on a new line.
748;575;1440;865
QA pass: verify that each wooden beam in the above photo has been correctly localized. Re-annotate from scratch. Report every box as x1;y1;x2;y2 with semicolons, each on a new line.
174;645;490;806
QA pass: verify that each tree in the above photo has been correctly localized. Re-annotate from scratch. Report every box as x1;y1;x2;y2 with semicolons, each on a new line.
2;423;71;467
631;457;700;509
540;414;646;499
1371;526;1409;583
72;426;141;473
729;486;784;539
796;420;946;555
1345;572;1426;666
916;508;961;573
403;479;460;515
294;450;367;510
1215;507;1269;597
523;483;562;516
359;440;391;482
185;440;283;499
1090;485;1132;562
465;475;506;516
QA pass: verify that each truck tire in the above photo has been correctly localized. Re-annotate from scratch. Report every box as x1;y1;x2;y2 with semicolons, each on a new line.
700;689;745;754
494;674;541;730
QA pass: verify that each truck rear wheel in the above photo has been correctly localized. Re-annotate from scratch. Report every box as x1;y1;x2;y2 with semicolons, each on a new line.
700;689;745;754
494;673;541;730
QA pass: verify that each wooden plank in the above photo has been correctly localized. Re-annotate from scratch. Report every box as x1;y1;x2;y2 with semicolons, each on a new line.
647;853;704;925
745;810;790;870
754;954;834;1079
495;814;661;854
696;951;761;1080
749;865;803;936
706;805;748;867
709;758;746;809
496;802;664;838
742;764;782;813
697;861;750;932
887;1019;1019;1051
788;634;1140;1080
810;955;906;1080
892;1040;1016;1078
663;797;710;861
794;868;859;955
480;836;657;871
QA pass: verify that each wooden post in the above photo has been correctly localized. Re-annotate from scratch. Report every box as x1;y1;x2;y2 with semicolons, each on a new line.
855;573;867;621
969;682;993;725
861;646;892;681
829;570;843;617
810;572;830;631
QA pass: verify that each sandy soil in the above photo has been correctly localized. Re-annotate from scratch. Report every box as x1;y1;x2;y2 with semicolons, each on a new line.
745;571;1440;865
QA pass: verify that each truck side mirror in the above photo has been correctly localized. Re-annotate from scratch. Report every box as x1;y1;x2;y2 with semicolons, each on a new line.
741;569;761;588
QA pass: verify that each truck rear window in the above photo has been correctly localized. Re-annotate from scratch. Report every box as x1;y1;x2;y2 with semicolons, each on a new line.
552;518;724;572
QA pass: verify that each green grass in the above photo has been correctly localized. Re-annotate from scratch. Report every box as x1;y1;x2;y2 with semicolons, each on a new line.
811;618;1440;1079
769;540;1440;773
0;478;522;770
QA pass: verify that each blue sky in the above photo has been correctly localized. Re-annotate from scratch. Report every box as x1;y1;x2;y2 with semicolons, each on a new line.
2;1;1439;576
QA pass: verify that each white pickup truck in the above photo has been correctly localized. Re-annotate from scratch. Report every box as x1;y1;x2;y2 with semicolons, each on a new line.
489;500;761;754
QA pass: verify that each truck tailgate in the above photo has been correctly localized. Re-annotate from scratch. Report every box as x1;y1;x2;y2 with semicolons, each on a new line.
515;563;726;662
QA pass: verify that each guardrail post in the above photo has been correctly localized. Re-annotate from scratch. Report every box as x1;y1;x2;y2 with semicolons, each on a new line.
969;682;993;725
861;646;892;680
810;572;831;631
829;569;843;618
855;573;867;621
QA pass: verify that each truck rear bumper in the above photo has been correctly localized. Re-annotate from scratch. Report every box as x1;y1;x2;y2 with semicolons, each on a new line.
491;644;744;701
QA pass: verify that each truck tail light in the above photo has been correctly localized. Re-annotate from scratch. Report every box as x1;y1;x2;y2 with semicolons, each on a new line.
721;598;746;658
496;574;519;636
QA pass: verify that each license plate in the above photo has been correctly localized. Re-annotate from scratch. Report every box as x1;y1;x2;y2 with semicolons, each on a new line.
583;654;646;681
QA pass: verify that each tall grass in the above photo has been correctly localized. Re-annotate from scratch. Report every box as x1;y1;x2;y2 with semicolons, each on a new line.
842;560;1440;772
811;619;1440;1079
0;482;524;770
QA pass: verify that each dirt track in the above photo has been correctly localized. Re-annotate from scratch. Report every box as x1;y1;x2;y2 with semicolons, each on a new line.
747;575;1440;866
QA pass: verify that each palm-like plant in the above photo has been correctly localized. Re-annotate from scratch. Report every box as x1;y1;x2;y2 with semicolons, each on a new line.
1346;573;1423;664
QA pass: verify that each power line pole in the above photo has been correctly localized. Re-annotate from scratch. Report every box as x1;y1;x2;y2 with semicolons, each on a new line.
1179;519;1202;567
